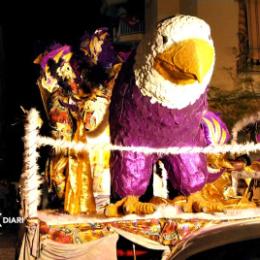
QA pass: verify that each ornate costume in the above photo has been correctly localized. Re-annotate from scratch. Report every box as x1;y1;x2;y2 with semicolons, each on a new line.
35;45;96;215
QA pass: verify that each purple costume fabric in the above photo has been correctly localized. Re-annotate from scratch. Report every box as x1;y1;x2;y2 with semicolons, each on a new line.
109;53;215;197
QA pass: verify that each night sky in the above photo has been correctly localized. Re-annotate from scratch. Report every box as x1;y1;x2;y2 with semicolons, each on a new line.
0;2;106;181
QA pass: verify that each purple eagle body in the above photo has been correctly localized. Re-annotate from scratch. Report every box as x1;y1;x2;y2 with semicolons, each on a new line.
109;54;220;197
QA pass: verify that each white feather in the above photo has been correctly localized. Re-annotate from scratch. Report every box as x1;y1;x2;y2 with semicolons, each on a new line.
134;15;215;109
20;109;42;218
153;161;169;199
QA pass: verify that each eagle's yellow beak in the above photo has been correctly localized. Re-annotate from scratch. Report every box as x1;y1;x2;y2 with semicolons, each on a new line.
154;39;214;85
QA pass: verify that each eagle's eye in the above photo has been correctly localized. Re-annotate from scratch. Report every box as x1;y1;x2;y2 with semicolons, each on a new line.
162;35;168;44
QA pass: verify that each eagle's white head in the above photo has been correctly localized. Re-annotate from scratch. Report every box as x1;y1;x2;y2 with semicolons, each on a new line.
134;15;215;109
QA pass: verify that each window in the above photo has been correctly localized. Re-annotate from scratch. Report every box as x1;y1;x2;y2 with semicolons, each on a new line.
238;0;260;72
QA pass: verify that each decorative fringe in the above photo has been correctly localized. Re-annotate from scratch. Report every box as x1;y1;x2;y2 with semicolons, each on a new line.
20;108;43;219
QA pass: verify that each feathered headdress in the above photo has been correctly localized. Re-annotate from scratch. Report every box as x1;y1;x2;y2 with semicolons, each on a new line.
80;27;116;69
34;44;72;71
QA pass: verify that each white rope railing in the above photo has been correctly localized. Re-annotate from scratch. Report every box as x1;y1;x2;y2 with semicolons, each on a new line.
21;108;260;218
20;109;43;218
37;136;260;155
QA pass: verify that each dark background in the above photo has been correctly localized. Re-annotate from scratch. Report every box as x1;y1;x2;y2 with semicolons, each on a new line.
0;1;104;182
0;0;144;182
